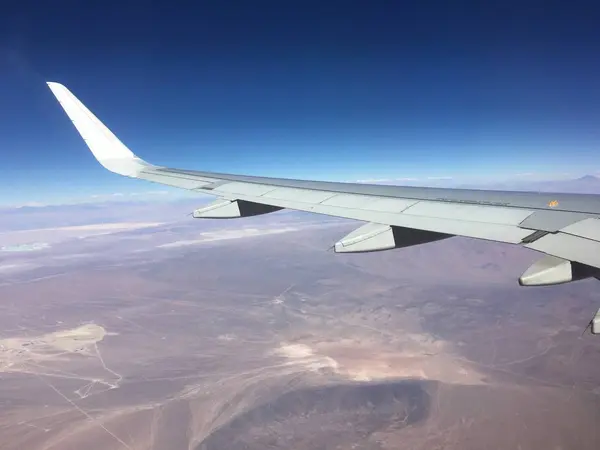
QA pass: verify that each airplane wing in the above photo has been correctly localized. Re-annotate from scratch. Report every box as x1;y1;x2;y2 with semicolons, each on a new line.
46;82;600;287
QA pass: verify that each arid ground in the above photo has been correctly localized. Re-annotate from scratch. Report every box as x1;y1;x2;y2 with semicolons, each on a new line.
0;200;599;449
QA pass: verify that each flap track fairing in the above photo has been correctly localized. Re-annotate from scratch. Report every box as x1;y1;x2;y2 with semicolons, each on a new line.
334;222;452;253
519;255;600;286
193;199;282;219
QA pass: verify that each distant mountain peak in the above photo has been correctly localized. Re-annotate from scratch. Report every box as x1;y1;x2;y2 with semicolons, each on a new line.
576;175;599;182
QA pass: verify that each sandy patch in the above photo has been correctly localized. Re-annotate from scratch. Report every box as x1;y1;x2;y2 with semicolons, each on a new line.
274;343;315;358
318;337;485;385
272;343;339;372
273;338;485;386
0;324;108;371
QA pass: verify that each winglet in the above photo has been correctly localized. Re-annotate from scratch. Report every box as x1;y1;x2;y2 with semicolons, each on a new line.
46;82;151;177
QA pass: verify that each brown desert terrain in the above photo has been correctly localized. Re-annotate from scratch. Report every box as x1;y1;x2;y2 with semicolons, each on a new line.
0;206;599;449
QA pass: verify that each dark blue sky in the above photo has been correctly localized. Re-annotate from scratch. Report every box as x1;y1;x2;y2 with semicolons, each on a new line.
2;1;600;205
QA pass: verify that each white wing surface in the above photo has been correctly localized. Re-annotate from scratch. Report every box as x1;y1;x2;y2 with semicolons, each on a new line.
47;82;600;287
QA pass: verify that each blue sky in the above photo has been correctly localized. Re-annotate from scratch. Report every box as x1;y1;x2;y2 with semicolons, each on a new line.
2;1;600;205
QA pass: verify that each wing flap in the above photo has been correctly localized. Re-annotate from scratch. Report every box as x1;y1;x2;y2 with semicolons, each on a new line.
402;201;534;225
262;187;338;203
518;210;593;232
360;197;419;213
222;189;533;243
560;218;600;240
152;164;534;242
319;194;380;209
525;232;600;269
212;182;278;197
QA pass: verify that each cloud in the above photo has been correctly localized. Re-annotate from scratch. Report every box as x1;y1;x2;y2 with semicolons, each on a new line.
3;190;174;209
512;172;536;177
10;201;50;208
128;190;169;197
157;226;300;248
1;242;50;252
354;177;418;183
355;178;393;183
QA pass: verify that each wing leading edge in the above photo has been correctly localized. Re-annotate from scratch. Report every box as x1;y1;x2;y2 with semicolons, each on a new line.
46;82;600;288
